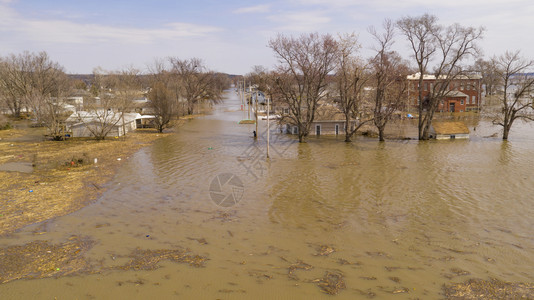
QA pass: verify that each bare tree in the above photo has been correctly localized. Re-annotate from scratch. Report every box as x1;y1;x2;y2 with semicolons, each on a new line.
332;33;371;142
491;51;534;140
397;14;484;140
147;59;182;133
71;67;138;140
369;20;410;141
474;58;499;97
269;32;339;142
105;67;143;136
246;65;271;93
0;51;41;118
0;51;73;139
169;57;222;115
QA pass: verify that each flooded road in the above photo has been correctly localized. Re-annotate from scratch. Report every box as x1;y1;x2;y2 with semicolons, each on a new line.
1;91;534;299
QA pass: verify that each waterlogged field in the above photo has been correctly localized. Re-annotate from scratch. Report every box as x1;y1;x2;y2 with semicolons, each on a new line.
1;91;534;299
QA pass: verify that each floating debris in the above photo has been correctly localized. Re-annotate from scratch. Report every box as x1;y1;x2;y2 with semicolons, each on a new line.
450;268;470;276
366;251;391;258
210;211;238;222
337;258;361;266
314;271;346;295
0;236;95;284
444;268;471;279
385;266;401;272
115;247;208;270
315;245;335;256
187;237;208;245
443;278;534;299
361;276;378;281
355;288;376;298
288;260;313;280
392;287;409;294
389;276;401;283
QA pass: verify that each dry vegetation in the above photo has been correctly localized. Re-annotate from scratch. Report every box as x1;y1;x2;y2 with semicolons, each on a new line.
0;235;206;284
0;122;181;236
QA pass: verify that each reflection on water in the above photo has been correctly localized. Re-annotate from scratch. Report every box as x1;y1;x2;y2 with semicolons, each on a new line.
1;91;534;299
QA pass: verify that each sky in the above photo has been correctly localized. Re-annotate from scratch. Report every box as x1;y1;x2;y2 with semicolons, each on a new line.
0;0;532;75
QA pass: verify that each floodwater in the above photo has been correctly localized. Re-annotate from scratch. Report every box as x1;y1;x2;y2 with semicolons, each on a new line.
0;162;33;173
1;91;534;299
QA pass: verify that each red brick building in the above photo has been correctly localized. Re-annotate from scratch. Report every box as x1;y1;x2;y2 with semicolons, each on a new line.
407;73;482;112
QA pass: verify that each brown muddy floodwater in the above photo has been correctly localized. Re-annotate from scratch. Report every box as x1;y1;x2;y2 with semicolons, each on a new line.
1;90;534;299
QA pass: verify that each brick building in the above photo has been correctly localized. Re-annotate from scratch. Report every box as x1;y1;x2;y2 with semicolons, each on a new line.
406;73;482;112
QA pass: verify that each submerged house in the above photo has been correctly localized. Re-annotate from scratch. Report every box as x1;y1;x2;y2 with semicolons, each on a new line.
430;121;470;139
284;104;355;136
65;110;141;137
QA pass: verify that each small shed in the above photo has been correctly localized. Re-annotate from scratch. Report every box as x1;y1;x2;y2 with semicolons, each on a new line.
430;122;469;139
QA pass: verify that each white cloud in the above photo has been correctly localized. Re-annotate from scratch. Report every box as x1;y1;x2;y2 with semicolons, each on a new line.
268;11;330;32
234;4;271;14
0;1;222;46
294;0;527;8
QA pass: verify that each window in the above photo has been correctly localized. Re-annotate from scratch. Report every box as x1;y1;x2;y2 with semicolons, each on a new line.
470;95;474;104
467;84;471;91
460;100;464;105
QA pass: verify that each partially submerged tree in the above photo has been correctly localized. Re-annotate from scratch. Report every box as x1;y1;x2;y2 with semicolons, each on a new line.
169;57;223;115
332;33;371;142
269;32;339;142
491;51;534;140
396;14;484;140
369;20;410;141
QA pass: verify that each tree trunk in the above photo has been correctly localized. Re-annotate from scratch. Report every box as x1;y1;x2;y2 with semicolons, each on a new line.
344;116;352;142
503;123;511;140
378;126;385;142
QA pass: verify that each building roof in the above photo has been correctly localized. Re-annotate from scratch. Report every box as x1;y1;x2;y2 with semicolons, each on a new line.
446;91;469;98
432;122;469;135
314;104;346;121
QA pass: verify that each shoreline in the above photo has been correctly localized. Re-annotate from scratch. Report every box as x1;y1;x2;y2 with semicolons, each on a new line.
0;118;196;236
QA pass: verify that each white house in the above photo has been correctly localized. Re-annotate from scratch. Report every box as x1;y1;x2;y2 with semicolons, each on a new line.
65;110;141;138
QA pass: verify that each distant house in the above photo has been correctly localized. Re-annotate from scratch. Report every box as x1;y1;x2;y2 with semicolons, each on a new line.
66;96;83;106
135;115;156;128
407;73;482;112
430;121;470;139
65;110;141;137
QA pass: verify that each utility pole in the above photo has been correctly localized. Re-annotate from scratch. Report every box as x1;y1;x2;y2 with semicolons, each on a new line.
242;80;246;120
258;89;262;137
248;82;251;120
267;95;270;158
